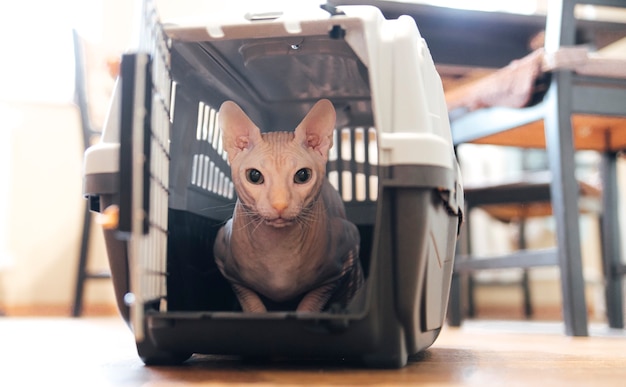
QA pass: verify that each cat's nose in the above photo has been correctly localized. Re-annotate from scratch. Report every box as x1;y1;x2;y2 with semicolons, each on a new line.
272;201;288;215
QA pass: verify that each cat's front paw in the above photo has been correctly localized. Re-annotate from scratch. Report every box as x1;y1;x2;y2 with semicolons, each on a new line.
296;283;336;312
232;283;267;313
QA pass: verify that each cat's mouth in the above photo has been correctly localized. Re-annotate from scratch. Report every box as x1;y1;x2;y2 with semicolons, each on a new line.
264;217;294;228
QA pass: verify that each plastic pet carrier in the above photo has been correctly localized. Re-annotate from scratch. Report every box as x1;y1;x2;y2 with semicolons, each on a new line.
83;0;463;368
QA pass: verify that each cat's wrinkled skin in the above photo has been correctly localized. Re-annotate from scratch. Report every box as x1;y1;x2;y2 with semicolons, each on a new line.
213;99;363;312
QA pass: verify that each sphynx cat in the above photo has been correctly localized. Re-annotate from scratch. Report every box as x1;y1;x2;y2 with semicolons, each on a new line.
213;99;363;312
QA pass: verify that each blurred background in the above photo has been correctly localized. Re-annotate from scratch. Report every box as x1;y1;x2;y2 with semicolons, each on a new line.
0;0;623;321
0;0;137;315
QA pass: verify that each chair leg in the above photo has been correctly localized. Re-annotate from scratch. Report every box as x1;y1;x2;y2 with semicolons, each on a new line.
600;152;624;329
522;270;533;318
518;220;533;318
467;275;476;318
72;204;92;317
544;70;588;336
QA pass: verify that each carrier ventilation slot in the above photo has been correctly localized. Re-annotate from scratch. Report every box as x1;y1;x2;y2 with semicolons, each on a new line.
169;81;177;123
196;101;227;160
328;127;378;202
191;154;235;199
191;101;234;200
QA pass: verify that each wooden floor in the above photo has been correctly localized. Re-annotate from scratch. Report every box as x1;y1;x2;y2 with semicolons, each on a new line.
1;317;625;386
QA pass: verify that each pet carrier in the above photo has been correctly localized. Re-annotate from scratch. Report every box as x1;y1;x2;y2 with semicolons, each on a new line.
83;0;463;368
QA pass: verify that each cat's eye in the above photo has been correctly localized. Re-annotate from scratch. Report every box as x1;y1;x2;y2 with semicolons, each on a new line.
294;168;312;184
246;169;264;184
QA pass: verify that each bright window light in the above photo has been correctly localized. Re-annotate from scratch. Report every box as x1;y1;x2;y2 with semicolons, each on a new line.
0;0;102;103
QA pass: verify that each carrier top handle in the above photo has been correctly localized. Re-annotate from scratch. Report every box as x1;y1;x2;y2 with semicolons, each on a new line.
320;3;347;39
320;3;346;16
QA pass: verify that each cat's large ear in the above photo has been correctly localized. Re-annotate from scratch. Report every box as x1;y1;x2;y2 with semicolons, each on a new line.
219;101;263;163
294;99;336;160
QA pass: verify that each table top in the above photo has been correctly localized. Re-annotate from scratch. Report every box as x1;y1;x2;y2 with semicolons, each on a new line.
331;0;626;68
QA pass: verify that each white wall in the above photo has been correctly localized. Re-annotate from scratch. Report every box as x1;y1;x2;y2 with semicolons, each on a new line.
0;102;114;310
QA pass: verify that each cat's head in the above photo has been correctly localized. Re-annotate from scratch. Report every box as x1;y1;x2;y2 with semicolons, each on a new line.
219;99;336;228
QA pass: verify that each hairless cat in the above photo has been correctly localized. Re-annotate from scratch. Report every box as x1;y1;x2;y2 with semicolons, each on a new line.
213;99;363;312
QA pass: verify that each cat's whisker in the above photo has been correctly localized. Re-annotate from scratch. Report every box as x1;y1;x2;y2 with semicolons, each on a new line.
231;205;264;232
238;211;266;235
299;202;320;224
235;217;261;233
250;219;265;235
197;202;237;213
295;210;317;228
295;217;310;229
